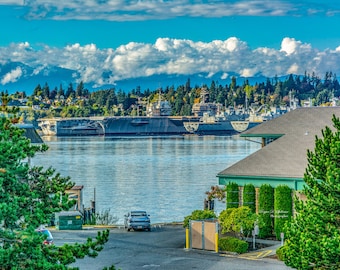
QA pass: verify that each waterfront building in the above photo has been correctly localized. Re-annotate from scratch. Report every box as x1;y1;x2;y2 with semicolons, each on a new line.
217;107;340;205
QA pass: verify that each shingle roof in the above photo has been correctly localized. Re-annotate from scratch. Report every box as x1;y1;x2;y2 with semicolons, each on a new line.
217;107;340;179
16;124;44;144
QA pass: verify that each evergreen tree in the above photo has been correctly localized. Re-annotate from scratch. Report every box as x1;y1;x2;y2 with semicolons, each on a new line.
1;91;19;122
226;182;239;209
42;82;50;99
242;184;256;213
33;84;42;97
58;84;65;98
282;115;340;269
0;117;113;269
66;83;75;98
76;81;84;97
50;86;58;100
258;184;274;238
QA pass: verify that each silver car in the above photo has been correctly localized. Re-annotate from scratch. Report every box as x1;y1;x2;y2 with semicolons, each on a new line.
124;211;151;231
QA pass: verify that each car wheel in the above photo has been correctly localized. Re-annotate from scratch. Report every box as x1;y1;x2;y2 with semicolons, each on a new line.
127;228;130;231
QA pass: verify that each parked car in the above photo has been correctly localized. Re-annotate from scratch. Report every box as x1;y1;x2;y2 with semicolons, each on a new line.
124;210;151;231
36;228;54;245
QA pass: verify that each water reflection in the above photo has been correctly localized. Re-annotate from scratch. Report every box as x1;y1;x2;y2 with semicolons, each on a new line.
33;135;260;224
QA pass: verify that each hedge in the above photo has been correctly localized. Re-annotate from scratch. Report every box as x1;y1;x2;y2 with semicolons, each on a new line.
218;236;248;254
182;209;217;228
243;183;256;213
274;185;292;240
258;184;274;238
226;182;239;209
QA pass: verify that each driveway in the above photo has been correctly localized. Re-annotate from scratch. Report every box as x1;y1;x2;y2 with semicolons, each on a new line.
51;225;293;270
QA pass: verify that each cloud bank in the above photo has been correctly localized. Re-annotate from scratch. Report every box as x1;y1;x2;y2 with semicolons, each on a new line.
1;37;340;87
4;1;340;21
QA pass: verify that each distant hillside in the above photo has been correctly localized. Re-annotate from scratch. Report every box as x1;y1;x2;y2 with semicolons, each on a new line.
0;62;285;94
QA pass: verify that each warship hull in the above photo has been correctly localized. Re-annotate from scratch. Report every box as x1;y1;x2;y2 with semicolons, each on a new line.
38;118;104;136
38;116;199;136
103;116;197;136
183;119;261;135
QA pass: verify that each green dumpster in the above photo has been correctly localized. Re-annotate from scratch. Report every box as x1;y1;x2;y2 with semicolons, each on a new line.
55;211;83;230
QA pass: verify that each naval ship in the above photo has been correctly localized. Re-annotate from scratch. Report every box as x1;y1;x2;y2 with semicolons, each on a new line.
182;89;279;135
38;100;199;136
183;111;262;135
38;117;104;136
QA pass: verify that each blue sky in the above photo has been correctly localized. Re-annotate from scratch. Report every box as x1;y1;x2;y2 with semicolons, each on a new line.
1;0;340;88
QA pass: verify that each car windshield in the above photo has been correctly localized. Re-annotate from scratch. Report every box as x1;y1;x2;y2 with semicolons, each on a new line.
131;212;146;217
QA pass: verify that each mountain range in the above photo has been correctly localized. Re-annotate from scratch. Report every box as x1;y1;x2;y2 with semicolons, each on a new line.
0;62;278;95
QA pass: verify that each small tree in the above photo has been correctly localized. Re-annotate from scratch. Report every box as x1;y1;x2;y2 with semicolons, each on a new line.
243;184;256;213
219;206;257;239
226;182;239;209
0;117;114;269
282;115;340;269
204;185;225;210
274;185;292;240
258;184;274;238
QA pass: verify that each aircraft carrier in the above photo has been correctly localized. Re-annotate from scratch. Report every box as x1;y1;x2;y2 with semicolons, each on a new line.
38;100;199;136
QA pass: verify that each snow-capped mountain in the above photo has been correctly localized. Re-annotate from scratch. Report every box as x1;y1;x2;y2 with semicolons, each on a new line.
0;62;270;95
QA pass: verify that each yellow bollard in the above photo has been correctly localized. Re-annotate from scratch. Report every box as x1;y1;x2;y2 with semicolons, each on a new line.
186;228;189;249
215;232;219;253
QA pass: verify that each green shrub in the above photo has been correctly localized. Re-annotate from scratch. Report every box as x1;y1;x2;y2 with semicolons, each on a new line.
183;209;216;228
243;184;256;212
219;206;257;238
226;182;239;209
218;236;248;254
274;185;292;240
258;184;274;238
276;246;286;261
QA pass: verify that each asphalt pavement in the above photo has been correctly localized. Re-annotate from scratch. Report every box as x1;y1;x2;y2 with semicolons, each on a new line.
50;225;293;270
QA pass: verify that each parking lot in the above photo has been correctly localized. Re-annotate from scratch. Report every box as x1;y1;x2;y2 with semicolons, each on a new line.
51;225;292;270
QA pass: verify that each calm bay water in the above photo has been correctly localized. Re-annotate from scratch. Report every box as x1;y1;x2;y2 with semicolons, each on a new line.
32;135;260;225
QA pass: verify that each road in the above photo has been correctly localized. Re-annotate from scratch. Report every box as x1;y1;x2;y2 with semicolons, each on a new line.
51;225;293;270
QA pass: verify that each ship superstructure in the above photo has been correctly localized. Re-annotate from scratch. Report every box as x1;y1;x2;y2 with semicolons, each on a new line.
38;95;198;136
183;89;262;135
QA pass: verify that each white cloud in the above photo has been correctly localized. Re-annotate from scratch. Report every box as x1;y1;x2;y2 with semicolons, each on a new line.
287;63;299;74
0;0;23;5
240;68;257;77
2;1;338;21
1;37;340;87
1;67;23;84
280;37;312;55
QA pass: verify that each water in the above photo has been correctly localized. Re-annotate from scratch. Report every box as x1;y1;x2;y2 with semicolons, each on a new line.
31;135;260;225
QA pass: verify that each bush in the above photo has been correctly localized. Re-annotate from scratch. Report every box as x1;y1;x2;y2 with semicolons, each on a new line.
95;209;119;225
183;209;217;228
276;246;286;261
218;236;248;254
219;206;257;238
